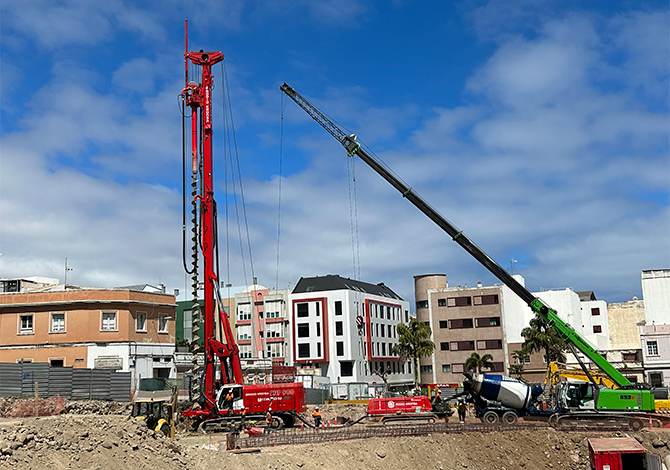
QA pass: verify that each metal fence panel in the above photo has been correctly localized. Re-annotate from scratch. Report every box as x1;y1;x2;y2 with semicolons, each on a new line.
90;369;111;400
109;372;131;402
0;363;22;396
48;367;73;398
305;388;328;405
72;369;92;399
21;363;49;397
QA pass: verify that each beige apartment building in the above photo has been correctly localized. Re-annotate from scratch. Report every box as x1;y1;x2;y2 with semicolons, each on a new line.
415;274;507;386
0;286;176;388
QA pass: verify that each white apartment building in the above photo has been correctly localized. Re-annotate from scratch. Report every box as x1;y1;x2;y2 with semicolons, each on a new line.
290;275;413;388
642;269;670;325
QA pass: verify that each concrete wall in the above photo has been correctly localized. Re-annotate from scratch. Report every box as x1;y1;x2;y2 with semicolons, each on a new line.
642;270;670;324
607;300;645;349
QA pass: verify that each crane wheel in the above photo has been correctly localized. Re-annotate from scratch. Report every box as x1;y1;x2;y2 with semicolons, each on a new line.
483;411;499;425
502;412;518;425
629;419;644;432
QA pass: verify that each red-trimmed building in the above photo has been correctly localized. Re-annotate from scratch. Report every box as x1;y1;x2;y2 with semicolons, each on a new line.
290;275;413;388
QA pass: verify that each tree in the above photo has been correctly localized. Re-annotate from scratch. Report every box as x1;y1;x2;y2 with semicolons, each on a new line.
520;313;567;368
392;318;435;387
509;350;530;380
465;352;495;373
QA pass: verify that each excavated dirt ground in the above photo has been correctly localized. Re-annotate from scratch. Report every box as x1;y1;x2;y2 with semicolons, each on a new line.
1;400;670;469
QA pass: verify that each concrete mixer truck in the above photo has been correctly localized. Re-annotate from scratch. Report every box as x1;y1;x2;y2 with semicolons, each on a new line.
280;82;669;430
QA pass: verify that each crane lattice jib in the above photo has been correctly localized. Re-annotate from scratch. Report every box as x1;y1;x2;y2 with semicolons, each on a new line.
281;82;632;389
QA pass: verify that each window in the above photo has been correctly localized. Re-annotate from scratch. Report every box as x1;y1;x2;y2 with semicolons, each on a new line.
136;312;147;332
420;365;433;373
316;323;321;337
622;353;637;362
439;320;448;329
475;294;499;305
386;306;391;320
298;344;310;358
336;341;344;356
316;342;321;357
476;317;501;327
593;325;602;333
416;300;428;309
405;311;409;323
438;298;446;307
477;339;502;350
237;325;252;340
297;323;310;338
315;303;320;316
158;314;169;333
335;301;342;315
591;307;600;316
381;325;385;337
297;303;309;317
50;359;64;367
101;312;116;331
517;355;531;364
19;314;34;334
449;318;473;329
649;372;664;388
440;342;449;351
381;343;386;356
447;297;472;307
376;324;379;336
451;341;475;351
50;313;65;333
340;361;354;377
647;341;659;356
442;364;451;373
335;321;343;336
237;304;252;321
388;325;392;337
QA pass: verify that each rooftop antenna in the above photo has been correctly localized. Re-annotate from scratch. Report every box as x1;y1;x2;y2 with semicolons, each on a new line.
64;258;73;286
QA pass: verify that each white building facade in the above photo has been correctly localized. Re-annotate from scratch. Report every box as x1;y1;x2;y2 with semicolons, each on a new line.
290;275;413;389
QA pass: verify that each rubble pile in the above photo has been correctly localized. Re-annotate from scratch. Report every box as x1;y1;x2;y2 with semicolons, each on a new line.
11;395;65;418
0;397;129;418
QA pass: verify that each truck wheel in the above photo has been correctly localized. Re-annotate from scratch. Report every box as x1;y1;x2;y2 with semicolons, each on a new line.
502;412;518;425
483;411;499;425
629;419;644;431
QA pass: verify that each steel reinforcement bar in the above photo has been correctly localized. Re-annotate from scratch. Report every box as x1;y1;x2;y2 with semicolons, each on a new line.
237;422;547;449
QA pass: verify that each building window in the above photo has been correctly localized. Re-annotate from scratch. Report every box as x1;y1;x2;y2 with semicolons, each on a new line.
416;300;428;309
340;361;353;377
381;325;385;337
50;359;64;367
388;325;392;337
420;365;433;373
297;323;309;338
50;313;65;333
476;317;500;327
649;372;664;387
158;314;169;333
451;341;475;351
381;343;386;356
439;320;448;329
386;306;391;320
593;325;602;333
449;318;473;329
337;341;344;356
622;352;637;362
438;298;446;307
335;301;342;315
475;294;499;305
297;303;309;317
136;312;147;332
404;311;409;323
316;342;321;357
442;364;451;373
19;314;34;334
447;297;472;307
476;339;502;350
315;303;320;316
336;321;343;336
647;341;659;356
101;312;117;331
440;342;449;351
591;307;600;316
316;323;321;337
298;344;310;358
517;355;531;364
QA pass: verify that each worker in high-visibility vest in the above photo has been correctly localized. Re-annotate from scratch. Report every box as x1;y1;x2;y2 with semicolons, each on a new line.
312;406;322;428
264;407;273;433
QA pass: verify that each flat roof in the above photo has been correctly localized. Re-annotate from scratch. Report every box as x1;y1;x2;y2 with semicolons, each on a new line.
588;437;647;453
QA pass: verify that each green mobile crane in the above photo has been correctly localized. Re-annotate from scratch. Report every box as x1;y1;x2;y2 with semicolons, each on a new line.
281;82;658;428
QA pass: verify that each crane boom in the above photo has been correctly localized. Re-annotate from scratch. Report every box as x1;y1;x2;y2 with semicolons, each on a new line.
280;82;633;388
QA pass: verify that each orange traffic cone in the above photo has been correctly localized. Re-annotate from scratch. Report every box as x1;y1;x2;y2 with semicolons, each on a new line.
649;417;653;430
327;420;331;428
301;422;304;431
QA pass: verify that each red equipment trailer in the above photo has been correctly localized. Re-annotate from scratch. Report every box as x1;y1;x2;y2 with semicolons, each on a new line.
179;21;305;431
367;396;451;423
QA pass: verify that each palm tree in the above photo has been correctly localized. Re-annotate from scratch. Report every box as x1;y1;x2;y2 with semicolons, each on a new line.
465;352;495;373
520;313;566;369
392;318;435;386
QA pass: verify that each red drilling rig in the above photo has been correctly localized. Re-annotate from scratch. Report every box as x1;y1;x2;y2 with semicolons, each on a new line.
180;21;305;431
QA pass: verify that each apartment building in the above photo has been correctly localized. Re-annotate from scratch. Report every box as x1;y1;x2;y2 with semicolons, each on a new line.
0;284;176;388
641;324;670;387
642;269;670;325
415;274;507;386
291;275;413;388
235;284;291;366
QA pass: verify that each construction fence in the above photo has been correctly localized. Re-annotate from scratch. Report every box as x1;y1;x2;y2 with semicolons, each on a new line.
0;362;131;402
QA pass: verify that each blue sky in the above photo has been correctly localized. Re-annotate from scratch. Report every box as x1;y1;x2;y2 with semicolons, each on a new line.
0;0;668;306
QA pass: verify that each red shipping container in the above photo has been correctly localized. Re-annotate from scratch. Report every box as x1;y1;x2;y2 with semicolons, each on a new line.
587;437;661;470
367;396;433;416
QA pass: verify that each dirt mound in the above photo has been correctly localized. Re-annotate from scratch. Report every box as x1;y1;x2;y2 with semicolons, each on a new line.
0;397;129;418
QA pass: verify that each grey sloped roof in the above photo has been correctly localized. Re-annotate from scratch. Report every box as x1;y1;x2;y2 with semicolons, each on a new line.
292;274;403;300
576;291;597;301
